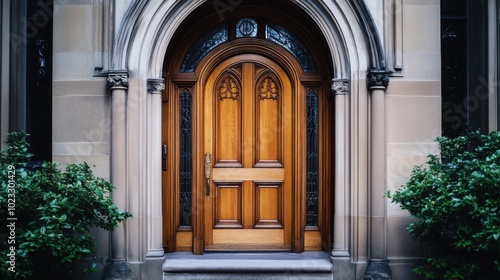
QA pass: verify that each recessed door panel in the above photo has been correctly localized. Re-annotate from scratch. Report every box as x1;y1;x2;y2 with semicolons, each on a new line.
214;182;243;228
255;74;283;167
254;182;283;228
215;73;243;167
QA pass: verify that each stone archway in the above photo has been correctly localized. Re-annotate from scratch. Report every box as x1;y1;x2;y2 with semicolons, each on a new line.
161;1;335;255
106;0;388;278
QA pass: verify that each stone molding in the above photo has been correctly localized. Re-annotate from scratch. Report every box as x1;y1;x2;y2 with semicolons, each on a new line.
367;71;390;89
331;79;350;95
147;78;165;94
108;70;129;89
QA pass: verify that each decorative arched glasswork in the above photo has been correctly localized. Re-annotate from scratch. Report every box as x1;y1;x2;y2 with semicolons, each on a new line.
265;22;318;72
180;25;228;72
180;19;319;73
236;18;258;38
179;89;192;226
305;88;319;227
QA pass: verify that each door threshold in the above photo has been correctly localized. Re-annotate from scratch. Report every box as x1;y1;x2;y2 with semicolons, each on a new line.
204;248;290;252
204;244;291;251
163;251;332;273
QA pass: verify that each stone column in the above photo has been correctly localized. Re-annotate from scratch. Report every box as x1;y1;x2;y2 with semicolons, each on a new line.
330;79;353;278
331;79;350;255
146;78;165;257
365;71;391;280
106;70;132;279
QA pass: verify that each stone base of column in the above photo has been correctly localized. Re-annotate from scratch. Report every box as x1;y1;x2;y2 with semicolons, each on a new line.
331;253;355;280
364;260;392;280
104;261;133;280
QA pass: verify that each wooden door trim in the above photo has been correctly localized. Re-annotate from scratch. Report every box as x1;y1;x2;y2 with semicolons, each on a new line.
163;39;332;254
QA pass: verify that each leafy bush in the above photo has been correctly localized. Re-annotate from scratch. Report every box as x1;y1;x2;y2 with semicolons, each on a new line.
387;130;500;279
0;131;131;279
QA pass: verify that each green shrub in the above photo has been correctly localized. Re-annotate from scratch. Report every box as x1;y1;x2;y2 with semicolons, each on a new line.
387;130;500;279
0;131;131;279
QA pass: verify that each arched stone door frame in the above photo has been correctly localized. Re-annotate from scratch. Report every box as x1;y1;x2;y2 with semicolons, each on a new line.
107;0;389;278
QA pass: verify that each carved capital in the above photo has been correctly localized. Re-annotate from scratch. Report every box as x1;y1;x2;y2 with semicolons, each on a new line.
331;79;350;95
107;71;129;89
147;78;165;94
367;71;390;90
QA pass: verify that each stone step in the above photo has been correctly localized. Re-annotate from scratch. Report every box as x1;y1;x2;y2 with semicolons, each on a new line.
163;251;333;280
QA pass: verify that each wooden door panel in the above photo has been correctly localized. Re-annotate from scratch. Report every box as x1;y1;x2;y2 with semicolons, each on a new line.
215;73;243;167
255;74;283;167
212;167;284;181
213;182;243;228
254;182;283;228
212;229;285;246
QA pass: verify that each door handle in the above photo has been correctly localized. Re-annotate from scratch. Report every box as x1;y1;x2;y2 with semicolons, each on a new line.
162;144;167;171
204;153;211;201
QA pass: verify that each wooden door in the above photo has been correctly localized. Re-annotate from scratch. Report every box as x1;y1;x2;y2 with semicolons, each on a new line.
203;54;293;250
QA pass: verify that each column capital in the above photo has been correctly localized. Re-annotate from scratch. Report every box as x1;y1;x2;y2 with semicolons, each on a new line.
367;71;390;90
108;70;129;89
331;79;350;95
147;78;165;95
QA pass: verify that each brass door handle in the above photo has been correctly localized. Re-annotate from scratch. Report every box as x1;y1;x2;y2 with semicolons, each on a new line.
204;153;211;201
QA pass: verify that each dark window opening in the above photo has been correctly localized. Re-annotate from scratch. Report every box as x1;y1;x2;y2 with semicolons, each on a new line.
441;0;490;137
26;0;53;163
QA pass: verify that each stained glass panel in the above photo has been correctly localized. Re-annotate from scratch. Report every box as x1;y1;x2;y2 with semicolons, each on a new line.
180;89;192;227
236;18;258;38
306;89;319;227
265;22;318;72
181;25;228;72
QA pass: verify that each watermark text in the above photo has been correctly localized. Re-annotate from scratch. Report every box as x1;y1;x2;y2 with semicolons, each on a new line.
6;165;17;273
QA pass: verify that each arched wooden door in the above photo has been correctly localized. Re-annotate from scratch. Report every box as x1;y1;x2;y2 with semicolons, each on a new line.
162;8;333;255
203;54;293;250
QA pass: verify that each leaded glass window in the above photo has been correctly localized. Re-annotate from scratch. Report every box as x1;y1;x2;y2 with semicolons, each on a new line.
265;22;318;72
180;89;192;227
306;89;319;227
181;25;228;72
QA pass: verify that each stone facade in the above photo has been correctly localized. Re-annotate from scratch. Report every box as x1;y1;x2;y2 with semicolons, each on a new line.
1;0;498;279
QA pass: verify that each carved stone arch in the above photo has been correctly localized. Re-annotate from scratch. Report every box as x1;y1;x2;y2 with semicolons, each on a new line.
107;2;385;278
112;0;388;78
